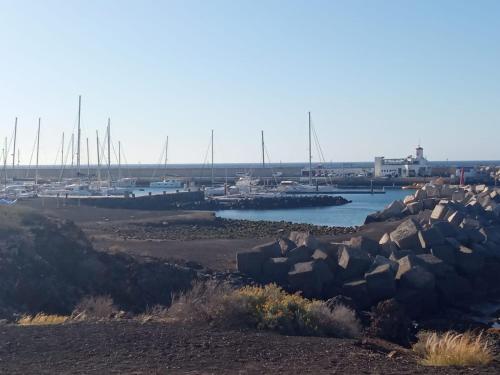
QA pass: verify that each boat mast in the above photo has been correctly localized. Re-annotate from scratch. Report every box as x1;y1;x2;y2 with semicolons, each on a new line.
107;118;111;184
261;130;265;169
118;141;122;180
308;111;312;186
61;132;65;168
12;117;17;173
58;132;65;181
76;95;82;175
164;136;168;178
96;130;101;185
86;137;90;181
3;137;7;186
211;130;214;185
71;133;74;169
35;118;41;186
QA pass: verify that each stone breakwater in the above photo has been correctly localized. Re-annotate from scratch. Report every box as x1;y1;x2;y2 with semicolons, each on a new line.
54;193;350;211
236;183;500;318
209;195;350;210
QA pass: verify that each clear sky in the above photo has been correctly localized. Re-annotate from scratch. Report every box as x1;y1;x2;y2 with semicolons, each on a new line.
0;0;499;165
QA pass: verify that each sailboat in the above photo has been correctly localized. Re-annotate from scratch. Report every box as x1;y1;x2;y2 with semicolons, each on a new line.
150;137;183;189
277;112;335;194
203;130;226;196
100;122;136;196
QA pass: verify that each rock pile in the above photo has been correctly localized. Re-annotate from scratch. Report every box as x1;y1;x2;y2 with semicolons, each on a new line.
237;183;500;318
365;183;500;223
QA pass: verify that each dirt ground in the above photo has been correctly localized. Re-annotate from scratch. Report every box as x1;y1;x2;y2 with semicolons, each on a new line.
7;203;498;374
1;321;498;375
18;203;401;270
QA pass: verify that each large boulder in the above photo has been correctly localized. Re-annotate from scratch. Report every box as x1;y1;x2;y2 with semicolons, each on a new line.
289;231;319;249
452;190;466;202
431;243;456;264
341;279;370;309
423;198;438;210
431;221;458;238
395;287;438;318
418;227;445;249
435;271;472;303
447;211;465;227
236;241;281;279
430;204;448;222
455;245;484;276
366;201;406;223
407;201;423;215
369;255;399;275
278;238;296;255
364;264;396;302
288;260;333;298
287;245;314;265
396;255;435;290
381;200;406;219
287;246;314;265
262;257;290;283
414;254;453;277
346;236;380;256
311;248;338;271
379;233;398;257
389;218;421;249
414;189;427;201
423;184;440;198
367;299;412;346
338;245;371;280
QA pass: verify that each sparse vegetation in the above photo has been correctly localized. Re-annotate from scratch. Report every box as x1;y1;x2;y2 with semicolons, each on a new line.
136;305;170;323
413;331;494;366
17;313;69;326
72;296;118;320
166;282;361;338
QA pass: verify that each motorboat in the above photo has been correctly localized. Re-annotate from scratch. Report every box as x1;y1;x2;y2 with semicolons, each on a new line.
40;183;98;197
204;185;226;197
150;179;183;189
276;180;336;194
116;178;137;188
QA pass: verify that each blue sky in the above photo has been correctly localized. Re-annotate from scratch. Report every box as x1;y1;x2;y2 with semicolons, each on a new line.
0;0;499;165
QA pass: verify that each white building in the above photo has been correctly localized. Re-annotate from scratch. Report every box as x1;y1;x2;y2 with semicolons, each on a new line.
374;146;431;177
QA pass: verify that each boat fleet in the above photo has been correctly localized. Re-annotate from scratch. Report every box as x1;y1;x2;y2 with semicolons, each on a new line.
1;100;340;201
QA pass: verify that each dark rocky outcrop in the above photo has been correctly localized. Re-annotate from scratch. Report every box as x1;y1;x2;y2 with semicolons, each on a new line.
0;208;196;319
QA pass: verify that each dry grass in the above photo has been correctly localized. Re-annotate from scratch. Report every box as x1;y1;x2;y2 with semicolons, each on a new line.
136;305;170;323
18;313;69;326
166;282;361;338
166;281;236;324
72;296;118;320
413;331;494;366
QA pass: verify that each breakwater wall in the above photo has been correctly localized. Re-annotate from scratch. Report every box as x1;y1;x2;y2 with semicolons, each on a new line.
21;193;350;211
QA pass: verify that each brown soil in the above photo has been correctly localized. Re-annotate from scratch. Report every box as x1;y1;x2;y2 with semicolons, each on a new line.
14;204;332;264
17;202;404;271
1;321;497;375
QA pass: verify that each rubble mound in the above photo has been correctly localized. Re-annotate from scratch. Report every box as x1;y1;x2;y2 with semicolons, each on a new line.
0;207;196;319
236;184;500;318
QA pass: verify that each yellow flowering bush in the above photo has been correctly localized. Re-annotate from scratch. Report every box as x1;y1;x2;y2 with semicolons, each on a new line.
167;282;360;338
229;284;361;337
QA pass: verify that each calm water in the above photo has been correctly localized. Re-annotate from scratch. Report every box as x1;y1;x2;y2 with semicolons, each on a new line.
216;189;411;227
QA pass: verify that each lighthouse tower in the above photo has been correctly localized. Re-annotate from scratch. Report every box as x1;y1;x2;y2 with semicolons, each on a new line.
416;145;424;160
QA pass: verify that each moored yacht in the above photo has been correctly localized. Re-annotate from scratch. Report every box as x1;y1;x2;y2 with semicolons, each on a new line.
150;179;183;189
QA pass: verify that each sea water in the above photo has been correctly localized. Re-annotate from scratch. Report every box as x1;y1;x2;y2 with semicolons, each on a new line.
216;189;410;227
